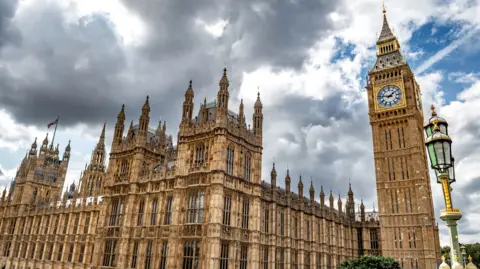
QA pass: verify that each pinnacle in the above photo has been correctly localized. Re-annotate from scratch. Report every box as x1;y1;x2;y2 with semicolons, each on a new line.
377;11;395;43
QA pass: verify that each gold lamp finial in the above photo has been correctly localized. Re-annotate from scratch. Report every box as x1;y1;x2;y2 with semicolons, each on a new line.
455;255;459;261
431;104;437;116
382;0;386;13
442;255;446;262
468;255;473;262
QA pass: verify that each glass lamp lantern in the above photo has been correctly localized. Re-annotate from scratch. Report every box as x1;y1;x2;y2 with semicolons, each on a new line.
425;122;453;172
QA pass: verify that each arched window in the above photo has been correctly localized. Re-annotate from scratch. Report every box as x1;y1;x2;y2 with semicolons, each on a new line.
32;187;38;203
195;143;205;166
244;153;251;182
226;146;235;175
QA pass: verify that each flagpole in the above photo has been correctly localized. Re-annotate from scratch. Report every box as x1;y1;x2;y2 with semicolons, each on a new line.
51;116;59;147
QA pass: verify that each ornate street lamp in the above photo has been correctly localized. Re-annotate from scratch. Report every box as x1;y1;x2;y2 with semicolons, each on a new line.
424;105;462;266
461;245;467;266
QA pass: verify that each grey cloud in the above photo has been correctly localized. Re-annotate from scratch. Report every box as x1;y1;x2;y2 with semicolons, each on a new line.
0;0;20;49
259;91;375;203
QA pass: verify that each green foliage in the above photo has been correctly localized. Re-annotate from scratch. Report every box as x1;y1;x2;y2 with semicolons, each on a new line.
337;255;401;269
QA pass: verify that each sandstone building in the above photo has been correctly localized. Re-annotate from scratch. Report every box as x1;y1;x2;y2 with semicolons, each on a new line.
0;9;439;269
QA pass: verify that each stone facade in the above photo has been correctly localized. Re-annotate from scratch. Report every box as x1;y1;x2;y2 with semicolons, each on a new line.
0;70;381;269
365;9;441;269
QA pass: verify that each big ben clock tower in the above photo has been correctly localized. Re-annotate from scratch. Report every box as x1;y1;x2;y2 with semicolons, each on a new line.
366;7;441;269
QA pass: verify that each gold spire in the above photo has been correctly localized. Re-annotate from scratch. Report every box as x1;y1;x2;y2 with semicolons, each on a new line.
382;0;386;13
431;104;437;116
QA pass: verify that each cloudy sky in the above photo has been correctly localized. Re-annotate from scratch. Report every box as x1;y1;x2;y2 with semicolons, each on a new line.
1;0;479;246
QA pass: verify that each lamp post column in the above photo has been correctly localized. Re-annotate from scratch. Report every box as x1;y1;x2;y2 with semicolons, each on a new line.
438;172;462;265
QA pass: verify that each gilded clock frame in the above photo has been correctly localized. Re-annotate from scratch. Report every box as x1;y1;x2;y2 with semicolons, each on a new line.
373;79;407;112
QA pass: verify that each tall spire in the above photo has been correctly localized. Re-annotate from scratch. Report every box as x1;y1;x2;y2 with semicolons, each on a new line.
377;2;395;43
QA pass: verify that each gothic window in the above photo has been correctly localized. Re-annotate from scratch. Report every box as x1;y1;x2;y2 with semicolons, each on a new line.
109;199;124;227
159;241;168;269
84;213;90;234
276;248;284;269
57;243;63;261
413;229;417;248
292;214;297;238
260;245;268;269
279;209;284;236
145;241;153;269
187;191;204;224
29;243;35;259
43;216;50;234
219;242;229;269
240;244;248;269
226;146;235;175
408;231;412;248
120;160;129;175
244;153;251;182
291;249;298;269
131;241;139;269
47;243;53;260
37;243;44;259
223;196;231;226
67;244;74;262
63;215;70;234
195;143;205;166
102;239;117;267
73;214;79;234
3;241;11;257
164;197;173;225
317;252;323;269
306;220;310;241
32;187;38;203
242;198;249;229
151;199;159;225
53;216;59;234
370;229;379;250
304;252;310;269
182;240;200;269
394;229;397;248
78;244;85;263
263;203;269;233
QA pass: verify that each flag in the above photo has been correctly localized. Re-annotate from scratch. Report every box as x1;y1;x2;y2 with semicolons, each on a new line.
47;118;58;128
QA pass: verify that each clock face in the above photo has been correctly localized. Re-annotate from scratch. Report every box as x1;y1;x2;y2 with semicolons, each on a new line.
377;85;402;107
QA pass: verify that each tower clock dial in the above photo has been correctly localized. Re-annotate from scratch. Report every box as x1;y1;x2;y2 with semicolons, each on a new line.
377;85;402;107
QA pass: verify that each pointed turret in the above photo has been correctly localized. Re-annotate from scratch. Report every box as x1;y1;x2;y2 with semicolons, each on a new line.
329;190;334;213
216;68;229;121
347;182;355;221
113;104;126;149
29;137;37;156
309;180;315;207
239;99;245;127
127;120;134;141
253;91;263;137
63;140;71;161
99;122;106;144
182;80;194;124
270;162;277;191
370;5;405;73
200;97;208;124
320;185;325;208
377;6;395;43
137;96;151;144
337;193;343;214
298;175;303;199
40;133;49;154
285;169;291;194
360;199;365;222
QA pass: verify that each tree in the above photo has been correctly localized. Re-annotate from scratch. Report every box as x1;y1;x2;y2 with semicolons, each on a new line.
337;256;401;269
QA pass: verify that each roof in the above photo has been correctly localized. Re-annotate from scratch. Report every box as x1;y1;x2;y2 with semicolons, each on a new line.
377;13;395;43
